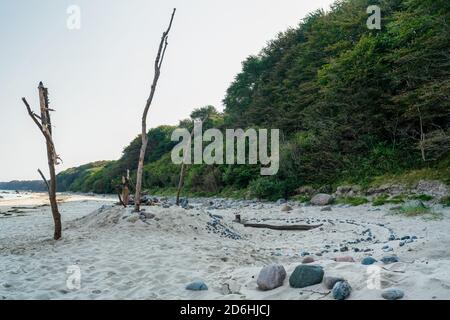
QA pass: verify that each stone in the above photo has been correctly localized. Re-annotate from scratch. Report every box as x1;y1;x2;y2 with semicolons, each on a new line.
295;186;316;196
289;265;324;288
323;276;345;290
221;280;241;295
332;281;352;300
321;206;332;212
186;281;208;291
310;194;334;206
281;204;293;212
302;256;315;264
300;251;310;257
334;256;355;263
382;288;404;300
381;255;399;264
361;257;377;265
257;264;287;291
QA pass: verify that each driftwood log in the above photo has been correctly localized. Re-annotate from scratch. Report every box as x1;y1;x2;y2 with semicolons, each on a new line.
22;82;62;240
243;223;323;231
134;8;176;212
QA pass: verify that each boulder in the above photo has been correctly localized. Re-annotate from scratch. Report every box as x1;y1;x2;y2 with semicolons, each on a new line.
256;264;287;291
310;194;334;206
332;281;352;300
289;265;324;288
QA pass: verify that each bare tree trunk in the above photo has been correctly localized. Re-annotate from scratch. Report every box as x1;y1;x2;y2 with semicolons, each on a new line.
176;162;187;206
417;106;426;161
22;82;62;240
134;8;176;212
122;169;130;206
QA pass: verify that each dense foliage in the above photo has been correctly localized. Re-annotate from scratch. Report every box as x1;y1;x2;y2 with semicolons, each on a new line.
56;0;450;198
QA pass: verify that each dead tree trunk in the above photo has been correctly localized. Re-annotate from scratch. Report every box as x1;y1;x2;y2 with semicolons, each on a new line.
122;169;130;206
22;82;62;240
134;8;176;212
417;106;426;162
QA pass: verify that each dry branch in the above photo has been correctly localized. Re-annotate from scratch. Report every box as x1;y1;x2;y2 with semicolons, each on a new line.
134;8;176;212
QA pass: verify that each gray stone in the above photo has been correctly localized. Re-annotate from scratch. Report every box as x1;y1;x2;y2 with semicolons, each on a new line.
281;204;293;212
310;194;334;206
257;264;287;291
332;281;352;300
321;206;332;212
323;276;345;290
289;265;324;288
382;288;404;300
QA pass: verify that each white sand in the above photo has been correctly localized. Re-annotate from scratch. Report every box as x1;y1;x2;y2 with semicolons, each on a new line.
1;193;450;300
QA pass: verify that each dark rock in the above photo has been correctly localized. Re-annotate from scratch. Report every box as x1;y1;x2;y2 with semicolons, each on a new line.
321;206;332;212
361;257;377;265
186;281;208;291
332;281;352;300
381;255;399;264
289;265;324;288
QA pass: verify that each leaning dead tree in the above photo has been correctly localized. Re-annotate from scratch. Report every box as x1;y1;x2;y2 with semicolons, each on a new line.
22;82;62;240
134;8;176;212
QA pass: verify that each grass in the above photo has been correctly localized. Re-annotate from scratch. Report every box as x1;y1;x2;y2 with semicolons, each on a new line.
441;196;450;207
392;202;443;220
291;195;311;203
409;194;434;201
336;196;369;206
372;194;405;206
145;186;250;200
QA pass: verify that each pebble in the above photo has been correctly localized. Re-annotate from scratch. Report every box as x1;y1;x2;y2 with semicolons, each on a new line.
302;256;315;264
381;255;399;264
323;276;345;290
186;281;208;291
361;257;377;265
381;288;404;300
334;256;355;263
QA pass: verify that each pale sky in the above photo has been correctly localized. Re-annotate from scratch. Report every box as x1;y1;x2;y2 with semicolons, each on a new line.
0;0;335;181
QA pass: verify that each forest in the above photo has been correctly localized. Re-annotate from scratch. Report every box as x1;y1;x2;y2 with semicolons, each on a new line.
56;0;450;200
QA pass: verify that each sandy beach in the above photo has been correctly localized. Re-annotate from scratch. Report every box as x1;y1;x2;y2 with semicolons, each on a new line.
1;191;449;300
